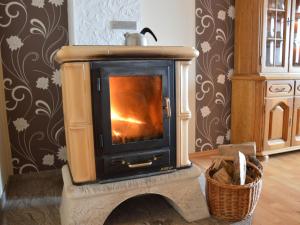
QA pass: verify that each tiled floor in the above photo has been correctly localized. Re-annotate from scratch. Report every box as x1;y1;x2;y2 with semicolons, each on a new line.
1;169;252;225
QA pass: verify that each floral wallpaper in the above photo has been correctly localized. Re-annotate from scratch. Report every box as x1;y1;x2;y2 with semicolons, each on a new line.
0;0;68;173
195;0;235;151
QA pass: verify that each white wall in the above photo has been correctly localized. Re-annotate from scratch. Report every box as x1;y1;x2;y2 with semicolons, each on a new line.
141;0;196;153
0;54;13;197
68;0;141;45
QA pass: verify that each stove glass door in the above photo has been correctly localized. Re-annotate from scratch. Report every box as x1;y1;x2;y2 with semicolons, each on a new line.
109;75;164;145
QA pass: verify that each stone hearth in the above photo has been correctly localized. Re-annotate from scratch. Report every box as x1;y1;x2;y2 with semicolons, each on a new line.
1;169;253;225
60;165;209;225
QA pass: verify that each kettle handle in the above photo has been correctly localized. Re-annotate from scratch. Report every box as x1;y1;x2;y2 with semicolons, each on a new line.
140;27;158;42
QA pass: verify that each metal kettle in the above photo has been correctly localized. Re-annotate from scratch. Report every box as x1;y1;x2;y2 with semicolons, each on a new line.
124;27;157;46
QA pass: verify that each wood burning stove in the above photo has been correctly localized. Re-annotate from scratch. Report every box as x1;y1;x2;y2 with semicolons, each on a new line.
56;46;198;184
90;60;176;181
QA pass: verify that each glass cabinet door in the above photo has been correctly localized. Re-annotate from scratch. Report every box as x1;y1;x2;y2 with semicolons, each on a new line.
264;0;290;72
290;0;300;72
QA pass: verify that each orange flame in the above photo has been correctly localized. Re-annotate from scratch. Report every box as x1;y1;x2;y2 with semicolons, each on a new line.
112;130;121;137
111;109;145;125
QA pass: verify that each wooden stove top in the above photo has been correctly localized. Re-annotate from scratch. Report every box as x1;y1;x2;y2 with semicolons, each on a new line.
55;45;199;64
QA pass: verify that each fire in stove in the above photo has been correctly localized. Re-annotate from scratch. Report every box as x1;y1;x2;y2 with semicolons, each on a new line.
109;75;163;145
111;109;146;143
111;110;145;125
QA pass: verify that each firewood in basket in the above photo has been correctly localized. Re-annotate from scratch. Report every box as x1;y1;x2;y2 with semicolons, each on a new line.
212;159;223;171
248;156;262;170
218;142;256;158
247;166;257;180
221;160;234;177
212;159;234;177
245;175;254;184
233;151;247;185
212;167;232;184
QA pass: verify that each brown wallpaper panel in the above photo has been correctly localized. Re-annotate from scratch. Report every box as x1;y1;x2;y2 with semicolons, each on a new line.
195;0;235;151
0;0;68;173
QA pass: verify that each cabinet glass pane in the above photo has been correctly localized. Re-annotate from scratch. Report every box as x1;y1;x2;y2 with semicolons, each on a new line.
267;12;276;38
268;0;276;9
265;0;287;68
266;40;275;66
277;0;285;10
292;0;300;67
276;12;285;39
275;40;284;66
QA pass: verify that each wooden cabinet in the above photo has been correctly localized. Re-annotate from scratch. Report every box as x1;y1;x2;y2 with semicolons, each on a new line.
263;97;293;150
232;0;300;156
232;78;300;155
235;0;300;74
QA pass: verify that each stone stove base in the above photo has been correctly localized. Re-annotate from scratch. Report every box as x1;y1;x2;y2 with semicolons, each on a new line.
60;165;210;225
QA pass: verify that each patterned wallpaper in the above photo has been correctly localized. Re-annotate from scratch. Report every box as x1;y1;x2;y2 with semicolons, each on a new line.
195;0;235;151
0;0;68;174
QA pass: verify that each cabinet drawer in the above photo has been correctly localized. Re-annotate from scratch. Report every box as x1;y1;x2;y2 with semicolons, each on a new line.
266;80;294;97
295;80;300;96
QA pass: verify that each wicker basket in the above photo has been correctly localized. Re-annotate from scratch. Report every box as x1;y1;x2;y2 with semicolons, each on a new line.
205;161;263;222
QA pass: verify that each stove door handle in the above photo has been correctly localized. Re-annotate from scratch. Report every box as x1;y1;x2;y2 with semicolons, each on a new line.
127;161;153;169
165;97;171;118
